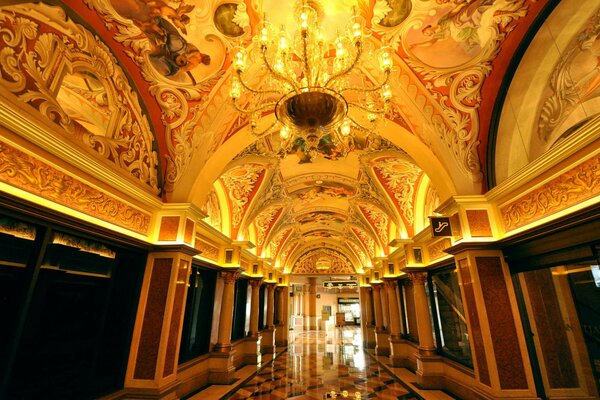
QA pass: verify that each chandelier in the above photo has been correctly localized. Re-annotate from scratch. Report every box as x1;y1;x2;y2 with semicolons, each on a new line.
229;2;393;159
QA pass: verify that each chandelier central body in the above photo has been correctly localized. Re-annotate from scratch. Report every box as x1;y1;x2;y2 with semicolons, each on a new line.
229;2;393;159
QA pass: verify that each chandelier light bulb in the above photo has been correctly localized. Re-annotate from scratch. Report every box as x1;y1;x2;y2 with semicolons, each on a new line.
229;2;394;158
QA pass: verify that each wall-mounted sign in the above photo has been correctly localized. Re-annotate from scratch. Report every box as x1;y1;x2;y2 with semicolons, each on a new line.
323;280;358;289
429;216;452;237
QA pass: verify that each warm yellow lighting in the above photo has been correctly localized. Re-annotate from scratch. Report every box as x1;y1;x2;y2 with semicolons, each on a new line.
229;2;393;159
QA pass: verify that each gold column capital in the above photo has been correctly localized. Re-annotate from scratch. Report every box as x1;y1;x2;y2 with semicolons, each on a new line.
408;271;428;285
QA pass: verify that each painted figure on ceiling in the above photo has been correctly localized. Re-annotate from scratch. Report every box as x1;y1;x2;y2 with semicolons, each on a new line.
109;0;211;78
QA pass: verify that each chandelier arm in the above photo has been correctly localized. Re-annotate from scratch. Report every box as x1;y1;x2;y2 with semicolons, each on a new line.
250;120;279;137
347;102;387;114
236;71;282;96
323;43;362;89
231;99;279;115
261;47;301;93
340;70;391;94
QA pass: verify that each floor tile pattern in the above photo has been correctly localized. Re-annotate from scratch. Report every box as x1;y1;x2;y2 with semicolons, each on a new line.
226;328;421;399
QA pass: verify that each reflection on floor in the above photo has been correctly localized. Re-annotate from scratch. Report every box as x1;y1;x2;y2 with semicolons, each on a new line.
189;327;455;400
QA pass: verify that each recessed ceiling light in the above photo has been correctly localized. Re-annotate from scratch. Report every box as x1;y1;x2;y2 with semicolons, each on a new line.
315;180;323;184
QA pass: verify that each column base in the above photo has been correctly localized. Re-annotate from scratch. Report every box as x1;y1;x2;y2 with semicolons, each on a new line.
375;329;390;356
364;325;377;349
261;328;276;355
123;379;179;400
242;335;262;365
208;349;237;385
275;323;288;347
415;351;444;389
389;336;410;367
309;315;317;330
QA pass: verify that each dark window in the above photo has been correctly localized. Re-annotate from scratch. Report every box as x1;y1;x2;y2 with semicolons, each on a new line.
231;278;248;341
179;264;217;363
2;225;144;400
430;267;473;367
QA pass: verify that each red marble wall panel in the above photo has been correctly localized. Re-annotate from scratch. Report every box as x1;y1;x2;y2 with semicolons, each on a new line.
184;218;194;245
158;216;180;241
476;257;528;389
523;269;579;388
458;259;491;386
163;259;189;377
466;210;492;237
134;258;173;380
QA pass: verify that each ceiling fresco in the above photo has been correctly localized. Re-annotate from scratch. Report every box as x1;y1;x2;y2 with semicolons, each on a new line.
0;0;557;276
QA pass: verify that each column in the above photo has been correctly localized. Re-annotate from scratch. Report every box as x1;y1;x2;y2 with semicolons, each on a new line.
303;284;310;329
243;278;263;366
276;286;289;347
380;284;390;330
261;283;276;354
308;277;317;330
359;286;376;349
248;279;263;337
385;279;409;367
409;272;435;354
408;271;442;389
125;248;197;397
372;283;390;356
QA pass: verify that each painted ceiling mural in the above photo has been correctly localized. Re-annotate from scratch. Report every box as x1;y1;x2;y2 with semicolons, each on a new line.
0;0;554;275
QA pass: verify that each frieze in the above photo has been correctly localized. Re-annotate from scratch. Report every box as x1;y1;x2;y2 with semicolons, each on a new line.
501;154;600;231
0;141;151;235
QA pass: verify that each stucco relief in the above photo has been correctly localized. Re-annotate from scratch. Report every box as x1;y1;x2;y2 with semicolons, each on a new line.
358;203;390;250
371;157;422;227
500;154;600;231
0;4;159;193
536;9;600;148
292;249;355;274
202;189;222;231
220;163;266;233
194;236;220;261
351;226;376;259
0;141;151;235
254;206;282;253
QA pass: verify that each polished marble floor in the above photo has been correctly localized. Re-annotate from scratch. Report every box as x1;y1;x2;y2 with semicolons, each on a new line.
227;328;421;400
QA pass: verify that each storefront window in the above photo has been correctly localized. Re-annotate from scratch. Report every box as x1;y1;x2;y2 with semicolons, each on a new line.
430;268;473;367
179;265;217;363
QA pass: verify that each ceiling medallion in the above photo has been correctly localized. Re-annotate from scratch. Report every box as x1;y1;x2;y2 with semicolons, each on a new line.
229;2;393;160
315;256;332;271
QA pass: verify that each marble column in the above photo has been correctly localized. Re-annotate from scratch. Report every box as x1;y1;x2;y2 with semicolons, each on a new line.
211;269;240;384
409;271;441;389
261;283;276;354
372;283;390;356
385;279;408;367
303;284;310;329
125;248;197;397
245;278;263;365
308;277;318;330
359;286;376;349
248;278;263;337
276;286;289;347
409;272;435;354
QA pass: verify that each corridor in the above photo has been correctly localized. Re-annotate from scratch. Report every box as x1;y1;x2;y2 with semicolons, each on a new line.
192;328;455;400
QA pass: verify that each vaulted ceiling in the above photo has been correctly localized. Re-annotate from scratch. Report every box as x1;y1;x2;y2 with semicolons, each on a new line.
2;0;576;276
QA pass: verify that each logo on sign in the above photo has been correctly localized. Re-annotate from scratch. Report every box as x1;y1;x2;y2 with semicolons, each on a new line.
429;217;452;237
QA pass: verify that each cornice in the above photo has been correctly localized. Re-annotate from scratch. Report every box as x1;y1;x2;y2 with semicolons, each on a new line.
487;115;600;203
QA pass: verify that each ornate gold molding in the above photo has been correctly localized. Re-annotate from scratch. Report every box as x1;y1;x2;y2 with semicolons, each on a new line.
0;141;151;235
500;154;600;231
